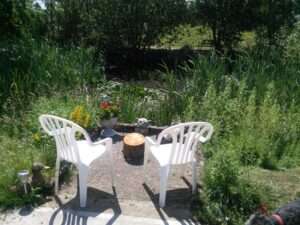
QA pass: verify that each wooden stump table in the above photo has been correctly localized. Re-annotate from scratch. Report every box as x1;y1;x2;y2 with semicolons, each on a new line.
123;133;145;163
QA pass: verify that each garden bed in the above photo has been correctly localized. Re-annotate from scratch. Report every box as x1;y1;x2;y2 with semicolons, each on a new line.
88;122;167;142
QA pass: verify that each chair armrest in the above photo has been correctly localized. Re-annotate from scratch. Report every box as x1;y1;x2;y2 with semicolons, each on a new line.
91;137;112;147
145;136;156;146
199;136;207;144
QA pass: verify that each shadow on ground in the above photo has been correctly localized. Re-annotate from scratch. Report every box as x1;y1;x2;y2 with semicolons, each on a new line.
49;188;121;225
142;183;199;225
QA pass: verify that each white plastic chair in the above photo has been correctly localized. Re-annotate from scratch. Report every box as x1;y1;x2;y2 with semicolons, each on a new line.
39;114;115;207
144;122;213;208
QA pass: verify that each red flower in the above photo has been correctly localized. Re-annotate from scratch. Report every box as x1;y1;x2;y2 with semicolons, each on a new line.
100;101;110;110
258;203;269;215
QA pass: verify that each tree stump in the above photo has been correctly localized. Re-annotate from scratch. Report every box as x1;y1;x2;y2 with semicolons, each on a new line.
123;133;145;162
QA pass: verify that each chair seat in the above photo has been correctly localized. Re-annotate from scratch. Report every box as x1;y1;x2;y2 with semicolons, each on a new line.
150;144;195;167
78;141;106;166
61;140;106;166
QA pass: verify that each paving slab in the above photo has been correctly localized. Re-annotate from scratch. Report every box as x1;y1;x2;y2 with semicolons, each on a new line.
1;200;200;225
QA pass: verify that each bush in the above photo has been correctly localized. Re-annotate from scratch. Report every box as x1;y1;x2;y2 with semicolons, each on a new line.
285;22;300;60
198;151;263;225
69;106;91;128
0;135;43;207
55;0;189;50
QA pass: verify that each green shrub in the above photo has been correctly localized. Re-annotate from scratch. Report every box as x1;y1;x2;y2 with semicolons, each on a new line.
159;25;212;49
0;135;42;207
199;151;263;225
0;93;96;208
69;106;91;128
178;53;300;170
285;22;300;60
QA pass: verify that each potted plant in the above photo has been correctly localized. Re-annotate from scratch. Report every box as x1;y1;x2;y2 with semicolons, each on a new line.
98;100;120;132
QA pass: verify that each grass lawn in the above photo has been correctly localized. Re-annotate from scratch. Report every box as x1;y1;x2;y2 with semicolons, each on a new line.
246;167;300;209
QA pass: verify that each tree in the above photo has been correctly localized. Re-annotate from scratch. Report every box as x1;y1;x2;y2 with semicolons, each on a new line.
0;0;47;40
92;0;189;51
258;0;295;46
0;0;28;38
195;0;261;54
46;0;188;50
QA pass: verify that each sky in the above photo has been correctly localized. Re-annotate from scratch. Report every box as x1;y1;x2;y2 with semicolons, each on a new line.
33;0;46;10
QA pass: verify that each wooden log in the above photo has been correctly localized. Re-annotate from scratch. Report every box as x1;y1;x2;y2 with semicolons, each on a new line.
123;133;145;161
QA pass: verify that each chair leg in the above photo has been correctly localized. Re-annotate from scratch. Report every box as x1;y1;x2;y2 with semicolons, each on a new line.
78;166;89;208
109;149;115;187
159;166;170;208
192;161;198;194
143;146;149;183
54;158;60;194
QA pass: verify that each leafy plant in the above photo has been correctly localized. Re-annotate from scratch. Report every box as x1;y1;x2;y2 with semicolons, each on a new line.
69;106;91;128
98;100;120;120
199;151;263;225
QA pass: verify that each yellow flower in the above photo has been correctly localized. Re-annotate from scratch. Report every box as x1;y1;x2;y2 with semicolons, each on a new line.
69;105;91;128
33;132;41;142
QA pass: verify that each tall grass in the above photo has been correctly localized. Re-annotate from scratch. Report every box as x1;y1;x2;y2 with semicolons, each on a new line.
159;50;299;224
0;38;104;113
98;49;300;170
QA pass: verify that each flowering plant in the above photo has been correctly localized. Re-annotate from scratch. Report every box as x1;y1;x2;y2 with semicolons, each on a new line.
98;100;120;120
70;105;91;128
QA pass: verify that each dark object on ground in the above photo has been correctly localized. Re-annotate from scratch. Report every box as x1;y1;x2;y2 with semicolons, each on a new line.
31;162;46;188
31;162;54;195
245;199;300;225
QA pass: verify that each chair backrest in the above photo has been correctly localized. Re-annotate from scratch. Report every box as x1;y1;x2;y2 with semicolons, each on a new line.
157;122;213;165
39;114;91;164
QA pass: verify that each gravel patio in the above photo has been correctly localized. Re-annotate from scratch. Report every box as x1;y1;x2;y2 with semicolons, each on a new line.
55;134;204;212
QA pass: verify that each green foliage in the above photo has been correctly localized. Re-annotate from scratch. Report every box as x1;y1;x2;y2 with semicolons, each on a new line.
0;0;29;38
49;0;188;50
198;151;263;225
69;106;91;128
0;92;95;208
116;84;160;123
195;0;261;53
285;22;300;60
1;3;300;216
245;167;300;209
0;38;104;113
194;0;296;52
256;0;295;46
159;25;211;49
0;0;47;39
0;135;43;207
